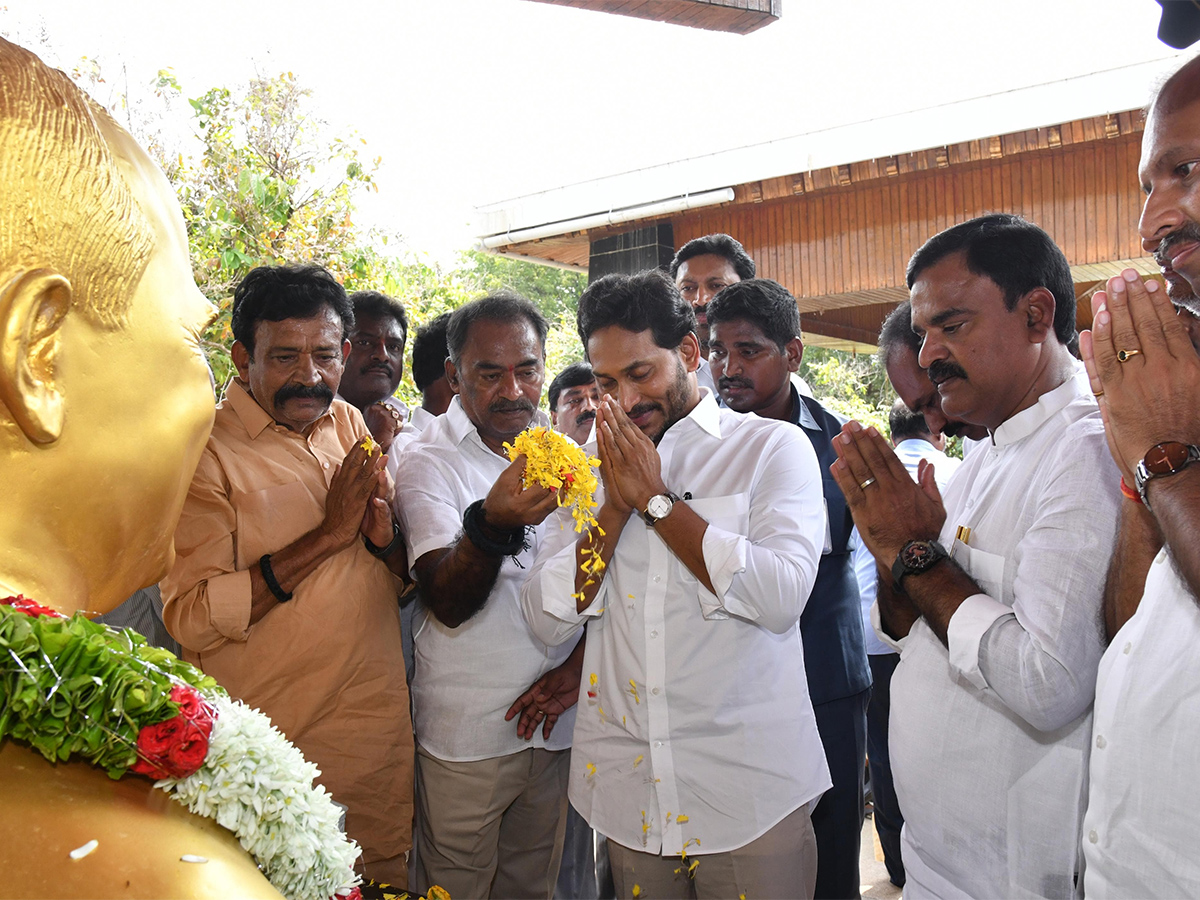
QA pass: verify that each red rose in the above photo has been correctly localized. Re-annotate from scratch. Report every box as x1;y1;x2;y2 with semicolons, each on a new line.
2;595;65;618
130;686;215;779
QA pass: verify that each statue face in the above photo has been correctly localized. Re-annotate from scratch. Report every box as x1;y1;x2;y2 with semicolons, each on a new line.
54;120;216;612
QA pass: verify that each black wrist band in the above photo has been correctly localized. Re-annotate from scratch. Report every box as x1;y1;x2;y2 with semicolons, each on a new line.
364;520;404;559
462;499;527;557
259;553;294;602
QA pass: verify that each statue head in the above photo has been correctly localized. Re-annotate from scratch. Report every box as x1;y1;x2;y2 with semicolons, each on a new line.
0;39;216;615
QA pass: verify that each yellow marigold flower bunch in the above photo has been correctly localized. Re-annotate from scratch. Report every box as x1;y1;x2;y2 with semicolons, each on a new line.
504;427;601;534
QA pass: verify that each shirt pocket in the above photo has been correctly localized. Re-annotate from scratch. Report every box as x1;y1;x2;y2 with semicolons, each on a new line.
953;540;1008;605
233;480;321;569
686;492;751;536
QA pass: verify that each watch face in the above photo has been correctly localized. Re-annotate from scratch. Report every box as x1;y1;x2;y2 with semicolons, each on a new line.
901;541;939;572
647;495;672;519
1145;441;1193;475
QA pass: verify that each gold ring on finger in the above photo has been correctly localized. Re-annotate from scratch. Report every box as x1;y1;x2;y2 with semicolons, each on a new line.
1092;390;1104;397
1117;348;1142;363
859;477;877;490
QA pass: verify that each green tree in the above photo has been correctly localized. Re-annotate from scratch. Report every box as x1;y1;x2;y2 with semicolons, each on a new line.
799;346;895;434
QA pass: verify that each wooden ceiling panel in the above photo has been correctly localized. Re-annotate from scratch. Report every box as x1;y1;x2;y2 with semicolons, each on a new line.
524;0;781;34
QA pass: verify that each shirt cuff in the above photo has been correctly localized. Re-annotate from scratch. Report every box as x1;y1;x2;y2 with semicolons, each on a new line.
947;592;1013;689
870;600;906;653
696;526;747;621
538;546;605;623
207;568;253;641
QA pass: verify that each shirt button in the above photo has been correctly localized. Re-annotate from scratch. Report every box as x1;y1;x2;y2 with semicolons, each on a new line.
323;462;330;469
653;575;661;583
650;630;658;638
1095;735;1107;750
654;740;663;748
652;687;660;695
1123;642;1132;655
1088;830;1098;844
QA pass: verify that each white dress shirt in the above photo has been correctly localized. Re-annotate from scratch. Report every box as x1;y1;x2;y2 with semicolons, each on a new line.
521;391;831;856
888;368;1120;899
1082;548;1200;897
393;397;577;761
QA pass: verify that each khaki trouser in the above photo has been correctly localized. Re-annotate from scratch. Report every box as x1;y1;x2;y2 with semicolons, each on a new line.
607;804;818;900
414;744;570;900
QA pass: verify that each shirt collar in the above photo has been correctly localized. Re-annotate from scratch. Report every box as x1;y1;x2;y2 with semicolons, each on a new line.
442;396;551;455
991;363;1090;448
672;387;723;440
786;385;820;431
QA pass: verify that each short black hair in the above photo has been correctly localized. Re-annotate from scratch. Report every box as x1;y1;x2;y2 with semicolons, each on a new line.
231;264;353;355
411;312;451;392
878;300;920;366
349;290;409;342
906;214;1077;346
548;362;595;411
446;291;549;367
577;269;696;351
669;233;756;281
889;398;933;442
706;278;801;351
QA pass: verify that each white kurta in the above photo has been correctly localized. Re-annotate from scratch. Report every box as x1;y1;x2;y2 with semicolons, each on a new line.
1082;547;1200;897
888;369;1120;899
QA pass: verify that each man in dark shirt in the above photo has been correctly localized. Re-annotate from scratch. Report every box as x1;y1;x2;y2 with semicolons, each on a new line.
707;277;871;899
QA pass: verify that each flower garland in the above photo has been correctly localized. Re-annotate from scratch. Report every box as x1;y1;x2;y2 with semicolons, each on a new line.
0;596;361;900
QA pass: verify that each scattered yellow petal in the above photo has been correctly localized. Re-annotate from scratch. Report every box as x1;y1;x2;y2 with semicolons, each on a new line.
585;762;596;780
676;814;689;824
627;594;636;599
427;888;451;900
627;680;641;704
359;435;380;455
632;886;641;898
632;754;644;769
589;672;598;687
740;894;746;900
688;859;699;876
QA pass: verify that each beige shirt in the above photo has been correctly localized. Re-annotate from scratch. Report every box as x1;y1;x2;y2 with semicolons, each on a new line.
162;379;413;873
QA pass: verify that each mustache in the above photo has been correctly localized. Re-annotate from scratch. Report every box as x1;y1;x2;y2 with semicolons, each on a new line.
928;360;968;386
489;398;536;414
1154;222;1200;267
574;409;596;428
718;376;753;392
362;363;393;376
627;401;663;420
274;382;334;407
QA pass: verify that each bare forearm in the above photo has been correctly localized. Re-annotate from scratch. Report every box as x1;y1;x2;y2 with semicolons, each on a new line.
875;569;922;640
902;559;981;647
574;504;629;614
1102;500;1162;640
248;526;345;625
415;538;504;628
1144;466;1200;606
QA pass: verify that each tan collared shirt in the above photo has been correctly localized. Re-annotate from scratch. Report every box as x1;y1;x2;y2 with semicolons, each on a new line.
162;379;413;875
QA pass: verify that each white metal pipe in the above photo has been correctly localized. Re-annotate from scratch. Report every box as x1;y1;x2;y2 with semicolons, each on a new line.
478;187;735;251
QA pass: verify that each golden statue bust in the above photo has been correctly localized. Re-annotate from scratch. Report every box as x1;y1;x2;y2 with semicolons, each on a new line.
0;37;279;898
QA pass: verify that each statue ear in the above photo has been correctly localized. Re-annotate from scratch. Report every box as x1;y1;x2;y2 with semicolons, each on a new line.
0;269;71;444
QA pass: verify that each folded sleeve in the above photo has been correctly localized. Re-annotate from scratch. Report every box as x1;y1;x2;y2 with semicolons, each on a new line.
393;448;469;575
161;448;253;652
949;424;1119;732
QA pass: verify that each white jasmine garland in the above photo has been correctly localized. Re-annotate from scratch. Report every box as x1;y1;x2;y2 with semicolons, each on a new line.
157;694;361;900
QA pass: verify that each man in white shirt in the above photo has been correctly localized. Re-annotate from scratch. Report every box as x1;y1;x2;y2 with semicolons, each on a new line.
521;269;830;899
888;400;960;485
393;292;582;900
1077;56;1200;896
830;214;1120;898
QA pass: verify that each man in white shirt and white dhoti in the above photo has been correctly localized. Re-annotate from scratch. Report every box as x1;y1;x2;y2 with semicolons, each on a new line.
521;269;830;899
1077;55;1200;897
831;214;1121;899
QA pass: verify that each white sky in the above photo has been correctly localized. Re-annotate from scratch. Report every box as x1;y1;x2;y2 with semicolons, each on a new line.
0;0;1189;262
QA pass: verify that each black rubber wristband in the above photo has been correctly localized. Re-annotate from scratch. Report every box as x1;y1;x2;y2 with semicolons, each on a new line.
364;520;404;559
259;553;294;602
462;499;526;557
